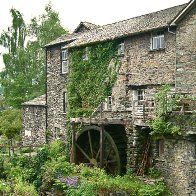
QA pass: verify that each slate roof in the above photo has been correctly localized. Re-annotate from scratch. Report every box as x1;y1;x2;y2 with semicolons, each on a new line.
22;95;46;106
65;4;187;48
45;22;99;47
74;21;100;33
44;33;77;47
45;3;187;48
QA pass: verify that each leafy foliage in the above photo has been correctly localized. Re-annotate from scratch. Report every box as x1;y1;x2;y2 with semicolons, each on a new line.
0;3;67;108
0;109;22;139
150;85;181;136
0;141;170;195
68;41;121;118
154;85;178;116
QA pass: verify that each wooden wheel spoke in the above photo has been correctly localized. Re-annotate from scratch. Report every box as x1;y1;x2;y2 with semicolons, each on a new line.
96;147;100;160
105;147;113;161
76;143;91;162
88;131;94;158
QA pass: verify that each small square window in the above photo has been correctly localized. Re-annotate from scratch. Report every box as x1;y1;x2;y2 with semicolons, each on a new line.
32;78;38;85
61;49;69;73
151;32;165;50
104;96;112;110
25;130;32;137
117;42;125;56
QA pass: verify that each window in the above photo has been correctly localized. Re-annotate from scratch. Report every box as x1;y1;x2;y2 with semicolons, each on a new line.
32;78;38;85
54;127;61;139
82;47;89;61
63;92;67;113
151;32;165;50
61;49;68;73
117;42;125;56
137;90;144;106
133;89;145;114
104;96;112;110
25;130;32;137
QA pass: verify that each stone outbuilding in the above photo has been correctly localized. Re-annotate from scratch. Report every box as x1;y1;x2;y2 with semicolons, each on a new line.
22;95;46;145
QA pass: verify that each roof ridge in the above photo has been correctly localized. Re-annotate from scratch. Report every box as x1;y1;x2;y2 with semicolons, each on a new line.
99;3;188;28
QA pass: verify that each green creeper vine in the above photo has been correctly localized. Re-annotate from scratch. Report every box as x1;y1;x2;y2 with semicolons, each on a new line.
150;85;182;136
67;41;121;119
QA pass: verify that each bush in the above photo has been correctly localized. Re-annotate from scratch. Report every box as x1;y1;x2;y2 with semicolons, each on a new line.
0;180;11;195
14;179;38;196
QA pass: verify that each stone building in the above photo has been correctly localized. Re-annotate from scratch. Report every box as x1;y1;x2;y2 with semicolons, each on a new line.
22;1;196;195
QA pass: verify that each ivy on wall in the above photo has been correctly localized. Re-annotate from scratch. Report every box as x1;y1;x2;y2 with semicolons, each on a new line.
67;41;121;118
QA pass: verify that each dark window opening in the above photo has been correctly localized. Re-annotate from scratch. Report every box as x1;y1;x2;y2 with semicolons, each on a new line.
63;92;67;113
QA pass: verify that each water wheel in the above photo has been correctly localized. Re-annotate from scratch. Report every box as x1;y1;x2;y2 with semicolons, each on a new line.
75;125;121;174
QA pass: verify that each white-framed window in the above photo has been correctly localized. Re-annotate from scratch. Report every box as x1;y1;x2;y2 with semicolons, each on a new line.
63;92;67;113
117;42;125;56
82;47;89;61
104;96;112;110
151;32;165;50
137;90;144;106
133;89;144;106
61;49;68;73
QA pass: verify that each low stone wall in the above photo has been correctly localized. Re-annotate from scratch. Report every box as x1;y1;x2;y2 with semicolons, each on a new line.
154;137;196;196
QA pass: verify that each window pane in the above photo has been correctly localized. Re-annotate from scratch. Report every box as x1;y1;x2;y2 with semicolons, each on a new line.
62;50;68;60
160;35;165;48
62;60;68;73
137;90;144;106
157;37;161;49
152;37;157;49
118;42;125;55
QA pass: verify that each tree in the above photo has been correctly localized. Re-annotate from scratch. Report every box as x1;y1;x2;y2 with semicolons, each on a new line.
0;8;27;108
0;3;67;108
0;109;22;139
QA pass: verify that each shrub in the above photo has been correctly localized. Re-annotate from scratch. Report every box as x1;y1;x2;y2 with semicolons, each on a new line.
14;179;38;196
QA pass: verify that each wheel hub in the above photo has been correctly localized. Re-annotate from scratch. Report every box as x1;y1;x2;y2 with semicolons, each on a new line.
90;158;97;166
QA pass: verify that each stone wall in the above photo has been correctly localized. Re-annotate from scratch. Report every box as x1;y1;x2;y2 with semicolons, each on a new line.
22;105;46;145
154;137;196;196
176;6;196;95
112;31;176;112
124;31;176;86
46;45;67;140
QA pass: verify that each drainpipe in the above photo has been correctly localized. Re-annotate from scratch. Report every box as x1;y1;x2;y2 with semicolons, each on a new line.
167;27;175;35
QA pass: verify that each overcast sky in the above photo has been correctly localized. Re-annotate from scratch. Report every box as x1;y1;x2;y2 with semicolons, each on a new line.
0;0;188;70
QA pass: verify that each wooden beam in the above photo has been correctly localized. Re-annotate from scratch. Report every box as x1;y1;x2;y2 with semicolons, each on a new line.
71;124;76;163
70;117;131;125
